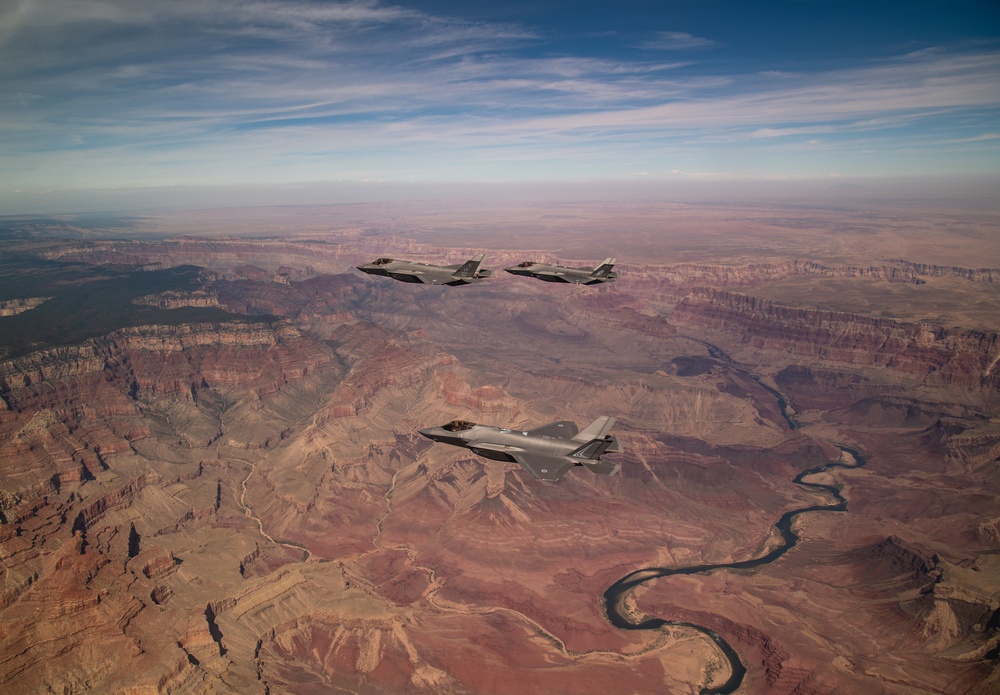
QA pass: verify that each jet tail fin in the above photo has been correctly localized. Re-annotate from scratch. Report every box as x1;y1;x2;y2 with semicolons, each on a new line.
572;416;616;442
454;253;486;278
591;258;616;278
569;416;620;462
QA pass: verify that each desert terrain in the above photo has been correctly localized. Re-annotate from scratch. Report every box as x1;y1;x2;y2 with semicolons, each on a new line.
1;199;998;694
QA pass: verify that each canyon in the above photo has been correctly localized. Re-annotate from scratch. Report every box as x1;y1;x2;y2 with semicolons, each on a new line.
0;199;998;694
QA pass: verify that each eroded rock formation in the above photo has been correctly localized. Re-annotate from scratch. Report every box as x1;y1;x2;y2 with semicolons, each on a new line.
1;227;998;695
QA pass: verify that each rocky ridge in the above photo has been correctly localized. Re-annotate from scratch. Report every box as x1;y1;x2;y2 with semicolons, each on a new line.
671;289;1000;391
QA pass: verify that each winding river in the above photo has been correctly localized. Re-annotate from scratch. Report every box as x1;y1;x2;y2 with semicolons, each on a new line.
602;349;868;693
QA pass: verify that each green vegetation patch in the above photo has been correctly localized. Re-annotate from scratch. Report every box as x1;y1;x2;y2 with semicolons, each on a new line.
0;261;275;359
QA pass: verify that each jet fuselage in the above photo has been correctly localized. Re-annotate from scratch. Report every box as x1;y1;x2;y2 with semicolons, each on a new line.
419;417;622;481
504;258;617;284
356;254;491;285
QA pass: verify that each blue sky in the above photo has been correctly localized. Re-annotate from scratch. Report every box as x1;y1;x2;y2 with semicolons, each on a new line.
1;0;998;211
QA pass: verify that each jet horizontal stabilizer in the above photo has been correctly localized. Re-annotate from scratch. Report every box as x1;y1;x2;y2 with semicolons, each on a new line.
569;435;618;461
578;458;621;476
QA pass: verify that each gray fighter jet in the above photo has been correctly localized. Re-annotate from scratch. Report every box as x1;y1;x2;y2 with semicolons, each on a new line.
504;257;617;284
356;253;491;285
419;416;623;481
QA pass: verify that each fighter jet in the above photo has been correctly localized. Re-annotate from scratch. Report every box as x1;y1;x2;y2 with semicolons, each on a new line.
356;253;491;286
419;416;623;481
504;257;618;284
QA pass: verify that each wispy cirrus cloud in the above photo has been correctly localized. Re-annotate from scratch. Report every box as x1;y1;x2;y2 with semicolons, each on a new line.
487;49;1000;135
1;0;999;197
953;132;1000;142
750;126;840;139
638;31;716;51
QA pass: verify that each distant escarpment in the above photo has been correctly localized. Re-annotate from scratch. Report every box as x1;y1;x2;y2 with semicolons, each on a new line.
39;234;423;276
670;289;1000;395
42;237;340;271
43;238;1000;292
610;257;1000;312
1;321;331;407
636;258;1000;289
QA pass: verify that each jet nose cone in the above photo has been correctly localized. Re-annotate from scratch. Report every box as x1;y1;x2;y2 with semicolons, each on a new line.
418;428;437;440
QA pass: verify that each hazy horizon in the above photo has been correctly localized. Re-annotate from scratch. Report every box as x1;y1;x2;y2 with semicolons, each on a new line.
4;174;1000;218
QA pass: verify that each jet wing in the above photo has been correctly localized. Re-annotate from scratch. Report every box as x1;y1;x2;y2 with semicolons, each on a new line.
526;421;579;439
511;452;575;482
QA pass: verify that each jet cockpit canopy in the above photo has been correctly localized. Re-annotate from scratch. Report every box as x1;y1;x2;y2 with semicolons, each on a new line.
372;258;395;265
442;420;477;432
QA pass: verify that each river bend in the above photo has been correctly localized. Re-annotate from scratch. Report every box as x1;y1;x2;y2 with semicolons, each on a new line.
602;345;867;693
